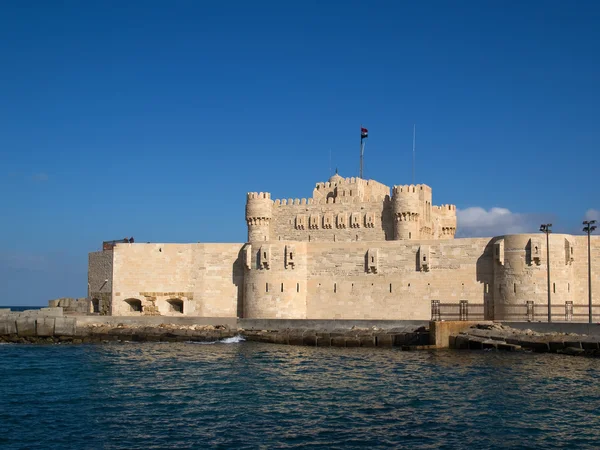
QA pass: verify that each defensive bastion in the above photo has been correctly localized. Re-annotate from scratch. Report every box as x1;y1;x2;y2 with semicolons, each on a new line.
87;173;599;323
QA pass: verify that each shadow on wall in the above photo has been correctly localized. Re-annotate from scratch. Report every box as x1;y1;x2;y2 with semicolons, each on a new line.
233;248;245;318
476;239;496;320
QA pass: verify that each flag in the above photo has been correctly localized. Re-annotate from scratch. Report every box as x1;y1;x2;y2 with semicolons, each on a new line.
361;127;368;139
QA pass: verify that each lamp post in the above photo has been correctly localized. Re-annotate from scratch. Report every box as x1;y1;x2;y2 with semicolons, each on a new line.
583;220;597;323
540;224;552;322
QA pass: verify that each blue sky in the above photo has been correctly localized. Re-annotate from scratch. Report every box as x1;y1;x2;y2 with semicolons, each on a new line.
1;1;598;305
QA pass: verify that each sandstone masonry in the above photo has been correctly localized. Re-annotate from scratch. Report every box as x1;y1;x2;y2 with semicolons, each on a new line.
88;174;599;322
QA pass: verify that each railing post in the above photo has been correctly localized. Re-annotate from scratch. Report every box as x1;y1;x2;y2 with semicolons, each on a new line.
431;300;441;321
459;300;468;321
565;301;573;322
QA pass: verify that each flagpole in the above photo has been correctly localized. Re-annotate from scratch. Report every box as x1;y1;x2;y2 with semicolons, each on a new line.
360;124;363;179
412;124;416;184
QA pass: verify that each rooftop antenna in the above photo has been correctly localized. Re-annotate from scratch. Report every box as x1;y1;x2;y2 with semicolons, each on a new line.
412;124;416;184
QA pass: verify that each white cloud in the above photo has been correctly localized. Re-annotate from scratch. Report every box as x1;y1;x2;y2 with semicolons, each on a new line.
584;209;600;222
456;207;543;237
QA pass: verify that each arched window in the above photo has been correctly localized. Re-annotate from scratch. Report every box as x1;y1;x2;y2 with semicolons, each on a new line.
125;298;142;313
167;299;184;314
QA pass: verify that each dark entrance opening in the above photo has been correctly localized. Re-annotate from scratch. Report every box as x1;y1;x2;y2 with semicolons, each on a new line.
125;299;142;313
168;299;184;314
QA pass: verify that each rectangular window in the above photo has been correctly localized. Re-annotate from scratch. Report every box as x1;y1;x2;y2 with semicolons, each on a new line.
281;283;284;292
266;283;269;293
296;283;299;293
334;283;337;293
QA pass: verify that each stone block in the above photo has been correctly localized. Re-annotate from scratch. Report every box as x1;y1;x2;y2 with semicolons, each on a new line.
39;307;64;317
16;318;36;337
288;335;304;346
0;318;17;335
453;334;470;349
36;318;55;337
316;336;331;347
581;340;599;351
375;334;393;348
345;338;360;347
331;336;346;347
392;334;407;346
548;341;565;352
302;334;317;346
360;336;376;347
54;317;76;336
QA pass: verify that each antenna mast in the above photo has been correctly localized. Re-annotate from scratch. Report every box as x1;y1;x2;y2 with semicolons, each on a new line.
412;124;416;184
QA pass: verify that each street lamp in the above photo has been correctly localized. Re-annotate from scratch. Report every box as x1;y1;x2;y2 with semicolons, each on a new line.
540;224;552;322
583;220;597;323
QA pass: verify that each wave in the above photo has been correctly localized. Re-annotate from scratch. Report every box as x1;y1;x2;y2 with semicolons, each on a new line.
188;335;246;345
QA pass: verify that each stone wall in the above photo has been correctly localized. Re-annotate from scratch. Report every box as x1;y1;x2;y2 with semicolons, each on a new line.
89;250;113;315
493;234;600;322
88;230;599;322
111;243;243;317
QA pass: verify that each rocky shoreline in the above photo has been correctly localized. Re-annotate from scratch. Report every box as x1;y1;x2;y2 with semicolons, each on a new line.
451;323;600;356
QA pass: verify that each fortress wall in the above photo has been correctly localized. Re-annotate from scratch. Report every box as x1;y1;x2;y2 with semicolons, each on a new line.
300;238;494;320
193;244;244;318
88;250;113;314
270;201;393;242
494;234;600;321
111;244;242;317
243;242;308;319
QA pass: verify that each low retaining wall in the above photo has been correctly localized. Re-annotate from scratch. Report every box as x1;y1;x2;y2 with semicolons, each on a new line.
238;319;427;332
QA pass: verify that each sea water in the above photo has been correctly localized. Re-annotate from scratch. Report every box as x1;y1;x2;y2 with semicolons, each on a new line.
1;340;599;449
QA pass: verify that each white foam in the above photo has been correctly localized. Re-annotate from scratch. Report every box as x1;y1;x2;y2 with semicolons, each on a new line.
188;335;246;345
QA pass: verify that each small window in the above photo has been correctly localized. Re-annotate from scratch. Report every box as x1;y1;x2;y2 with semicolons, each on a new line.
281;283;284;292
553;283;556;293
409;232;412;239
266;283;269;293
263;252;267;258
290;253;293;260
125;299;142;313
514;283;517;294
167;299;184;314
389;284;392;293
485;284;489;294
423;256;427;262
568;283;570;293
297;283;299;293
334;283;337;293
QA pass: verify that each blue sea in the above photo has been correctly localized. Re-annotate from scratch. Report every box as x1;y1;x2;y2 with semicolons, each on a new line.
1;339;599;449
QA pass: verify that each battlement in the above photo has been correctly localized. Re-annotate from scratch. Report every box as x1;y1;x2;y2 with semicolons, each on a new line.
432;204;457;213
392;184;432;195
273;198;313;206
247;192;271;200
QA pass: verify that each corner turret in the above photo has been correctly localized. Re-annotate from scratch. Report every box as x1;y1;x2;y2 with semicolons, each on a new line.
246;192;272;242
392;185;421;240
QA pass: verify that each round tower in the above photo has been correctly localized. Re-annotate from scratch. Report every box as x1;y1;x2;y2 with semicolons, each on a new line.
245;192;272;243
392;185;420;240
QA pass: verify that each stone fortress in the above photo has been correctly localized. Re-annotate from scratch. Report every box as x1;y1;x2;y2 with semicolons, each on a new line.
88;173;599;322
